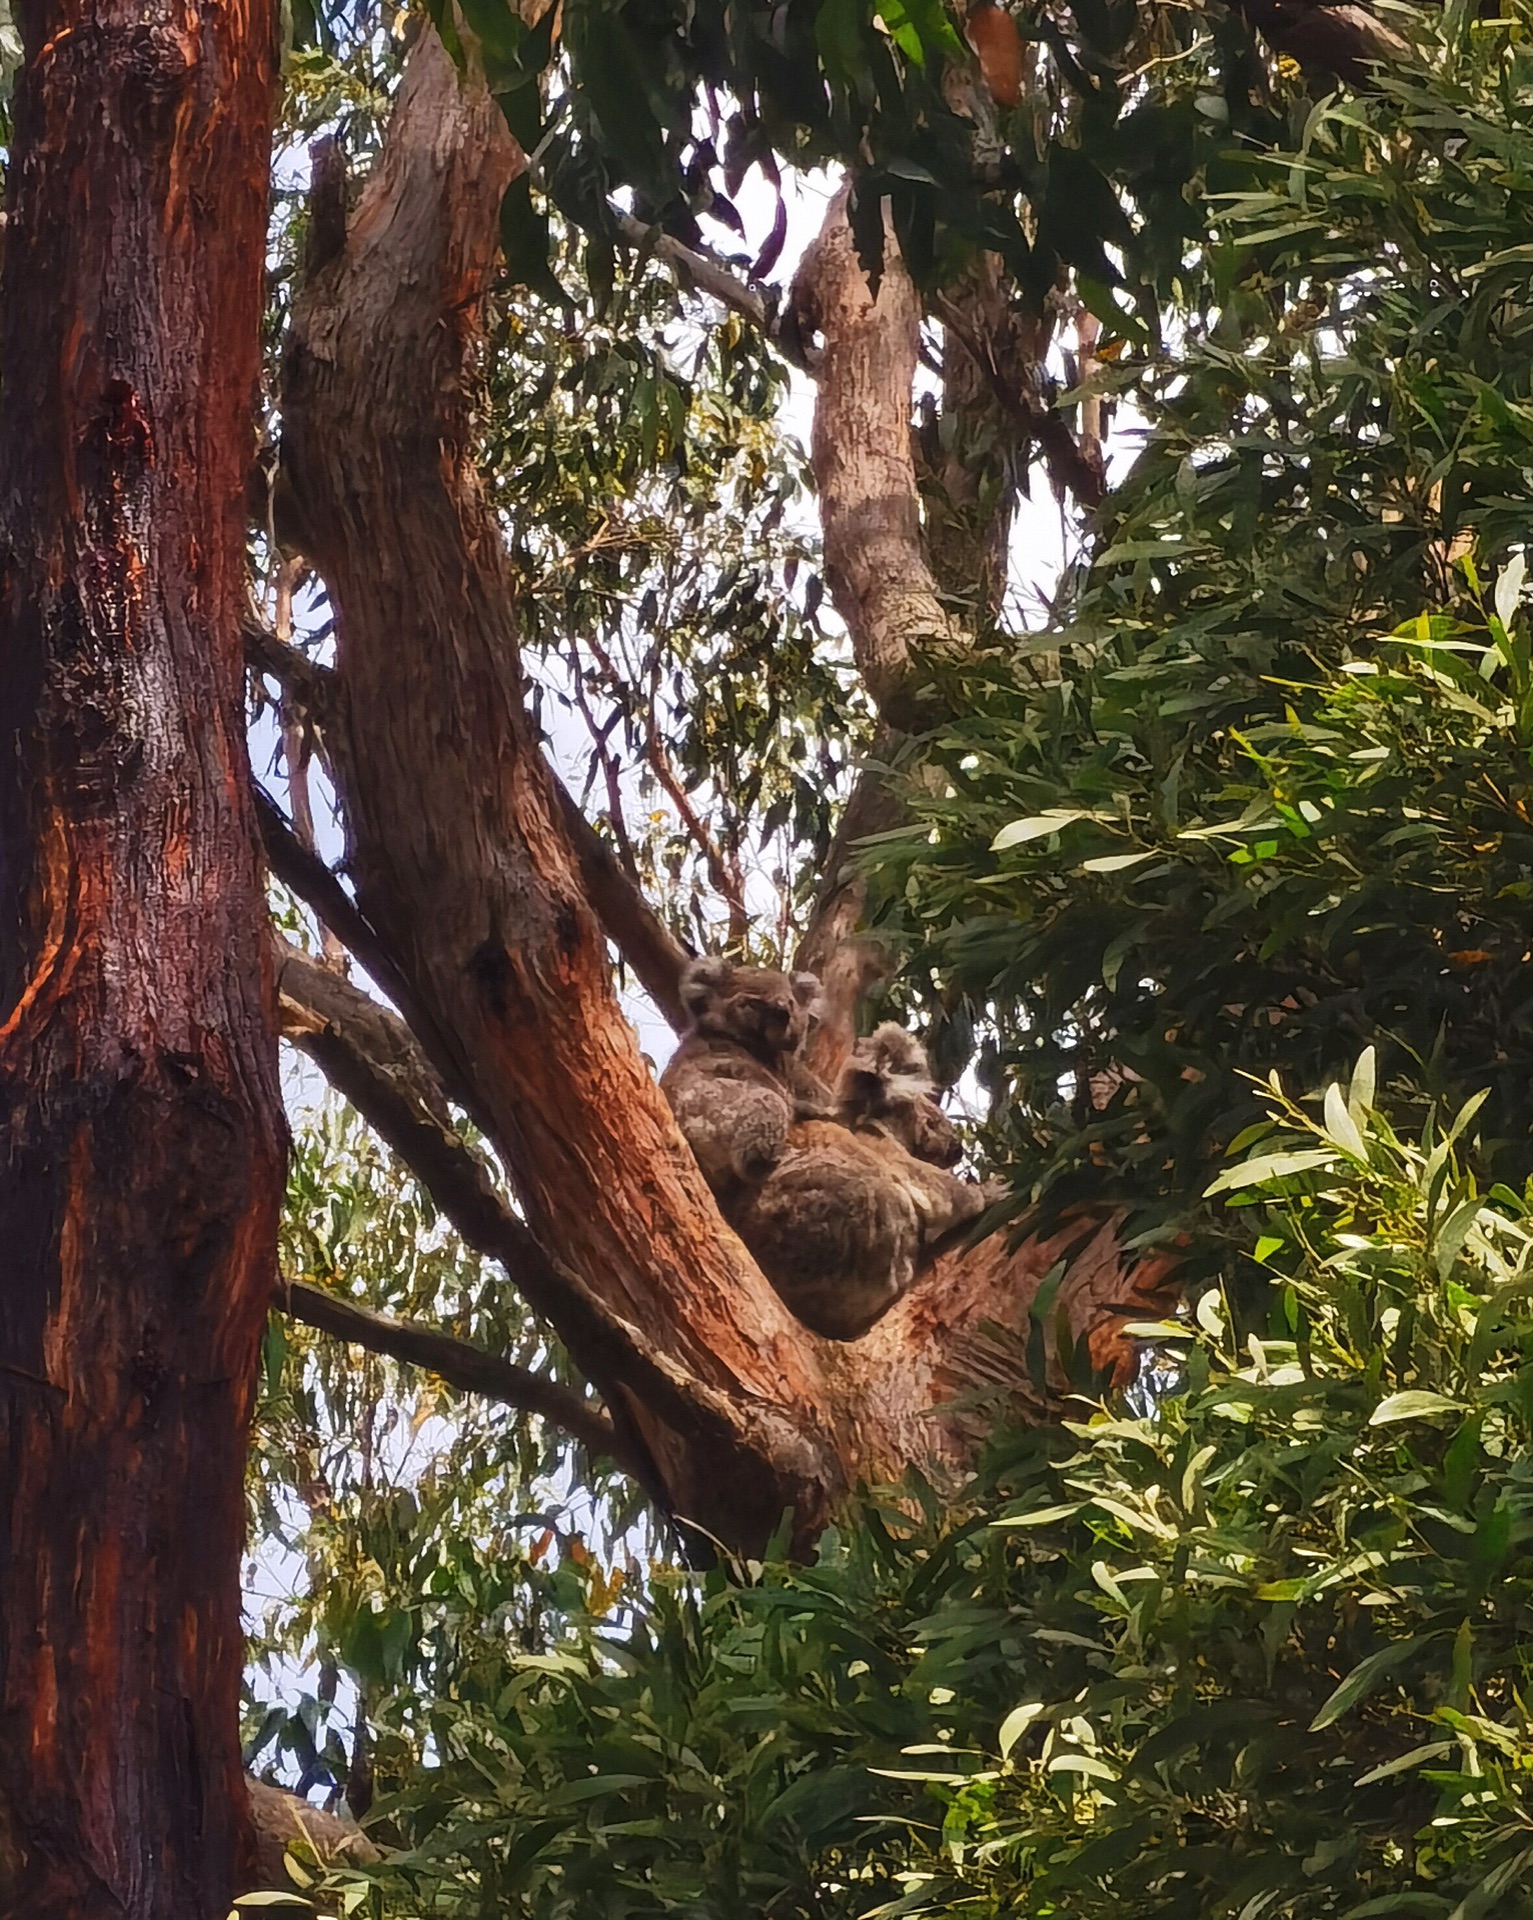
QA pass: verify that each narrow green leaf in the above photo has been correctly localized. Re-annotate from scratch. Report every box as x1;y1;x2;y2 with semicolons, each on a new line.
1369;1391;1462;1426
1310;1637;1432;1730
997;1702;1045;1758
1205;1148;1337;1196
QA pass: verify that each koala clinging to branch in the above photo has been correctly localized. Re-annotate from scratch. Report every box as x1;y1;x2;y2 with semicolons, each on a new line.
836;1021;964;1169
659;957;830;1200
731;1022;1000;1342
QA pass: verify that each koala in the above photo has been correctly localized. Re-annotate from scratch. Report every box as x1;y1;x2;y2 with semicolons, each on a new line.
729;1023;999;1342
838;1022;964;1168
659;957;829;1199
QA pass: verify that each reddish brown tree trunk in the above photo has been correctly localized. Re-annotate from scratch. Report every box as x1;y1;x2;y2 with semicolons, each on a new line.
0;0;283;1912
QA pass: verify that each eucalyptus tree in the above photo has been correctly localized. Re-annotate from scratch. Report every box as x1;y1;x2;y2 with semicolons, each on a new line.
0;0;1461;1909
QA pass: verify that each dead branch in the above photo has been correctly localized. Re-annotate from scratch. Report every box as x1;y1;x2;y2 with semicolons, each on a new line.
789;184;960;724
256;787;431;1058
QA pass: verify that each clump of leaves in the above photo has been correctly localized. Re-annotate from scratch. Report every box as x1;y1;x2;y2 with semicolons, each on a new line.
317;1066;1533;1918
867;34;1533;1224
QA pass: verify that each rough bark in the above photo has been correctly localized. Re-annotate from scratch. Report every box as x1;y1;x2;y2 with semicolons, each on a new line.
279;30;1176;1558
789;184;960;727
0;0;283;1911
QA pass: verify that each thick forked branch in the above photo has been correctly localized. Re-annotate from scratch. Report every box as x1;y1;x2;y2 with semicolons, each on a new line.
281;31;846;1548
280;1277;625;1463
279;30;1178;1555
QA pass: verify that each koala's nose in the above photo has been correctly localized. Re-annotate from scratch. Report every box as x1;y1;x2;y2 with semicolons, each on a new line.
750;997;792;1034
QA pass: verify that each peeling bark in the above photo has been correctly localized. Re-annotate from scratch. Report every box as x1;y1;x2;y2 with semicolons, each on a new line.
0;0;283;1910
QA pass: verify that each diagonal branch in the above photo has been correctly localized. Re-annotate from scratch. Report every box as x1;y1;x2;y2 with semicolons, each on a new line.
257;786;434;1054
279;1275;627;1464
281;28;849;1549
242;603;336;717
550;768;690;1032
273;938;769;1504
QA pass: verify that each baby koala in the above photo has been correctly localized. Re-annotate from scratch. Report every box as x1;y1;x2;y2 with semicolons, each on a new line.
660;956;830;1201
731;1022;999;1342
837;1021;964;1169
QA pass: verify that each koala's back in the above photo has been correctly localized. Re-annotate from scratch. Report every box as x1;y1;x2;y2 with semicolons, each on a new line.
660;1032;790;1097
730;1121;919;1341
730;1115;997;1342
660;1032;800;1197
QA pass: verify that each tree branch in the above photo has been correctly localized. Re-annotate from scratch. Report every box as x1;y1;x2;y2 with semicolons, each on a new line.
524;154;781;349
256;786;423;1033
279;1275;627;1464
789;183;959;726
549;768;690;1033
272;938;769;1503
615;208;776;340
242;603;335;717
282;27;849;1549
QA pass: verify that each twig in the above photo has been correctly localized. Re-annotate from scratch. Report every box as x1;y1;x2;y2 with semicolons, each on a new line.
582;628;751;942
270;556;349;973
242;604;335;716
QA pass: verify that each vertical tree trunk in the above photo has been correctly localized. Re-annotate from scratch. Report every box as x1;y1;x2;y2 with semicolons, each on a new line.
0;0;282;1912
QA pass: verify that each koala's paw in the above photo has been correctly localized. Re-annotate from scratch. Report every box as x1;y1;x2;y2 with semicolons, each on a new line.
730;1111;789;1182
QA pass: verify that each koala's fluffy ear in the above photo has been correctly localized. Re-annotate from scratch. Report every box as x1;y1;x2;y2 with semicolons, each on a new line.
680;955;730;1017
790;971;824;1015
865;1021;930;1080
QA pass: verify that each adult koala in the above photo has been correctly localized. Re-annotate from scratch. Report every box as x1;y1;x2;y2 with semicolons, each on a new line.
731;1022;1000;1341
659;956;829;1201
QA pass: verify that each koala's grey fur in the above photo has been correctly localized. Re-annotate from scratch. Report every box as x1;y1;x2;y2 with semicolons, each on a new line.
659;957;830;1199
837;1022;964;1169
730;1022;999;1342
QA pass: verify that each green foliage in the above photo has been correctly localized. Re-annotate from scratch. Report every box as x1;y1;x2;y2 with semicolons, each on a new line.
482;276;867;950
246;1096;650;1801
307;1069;1533;1917
422;0;1284;320
868;34;1533;1226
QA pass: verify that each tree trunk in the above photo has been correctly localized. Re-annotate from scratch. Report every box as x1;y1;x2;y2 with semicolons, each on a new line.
0;0;283;1910
280;30;1169;1560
